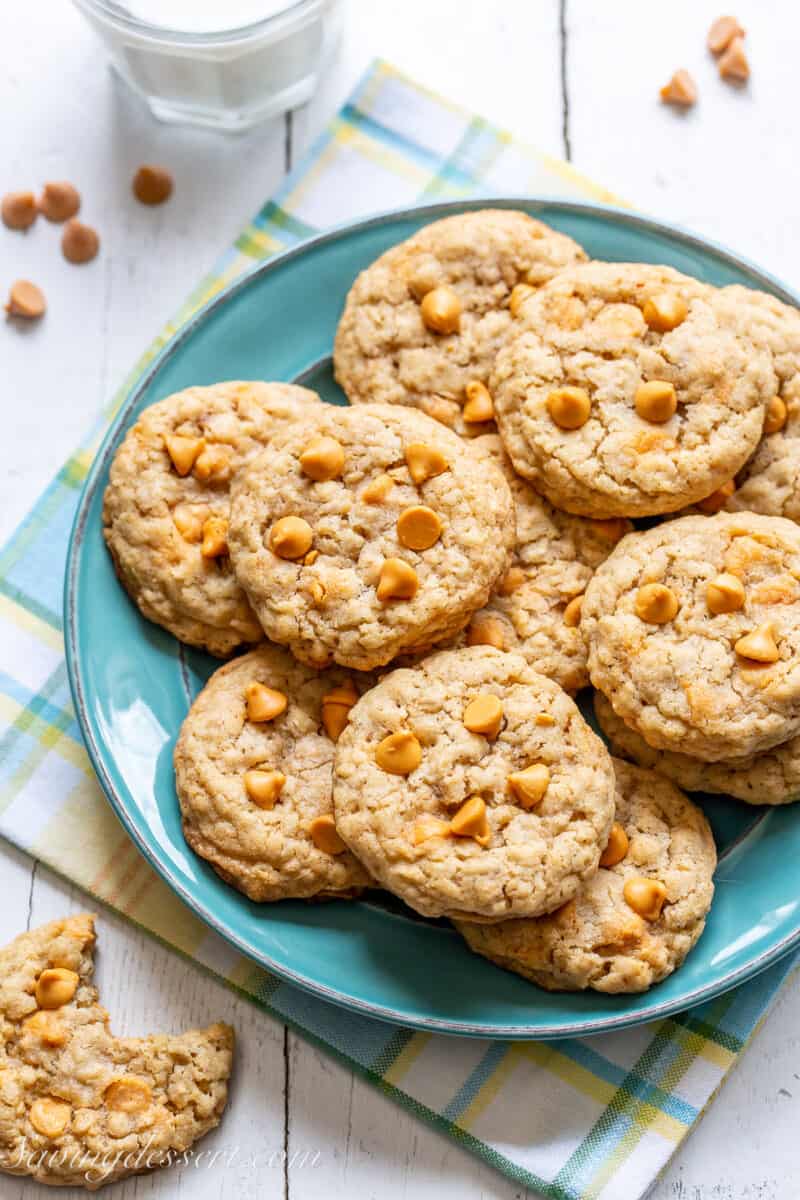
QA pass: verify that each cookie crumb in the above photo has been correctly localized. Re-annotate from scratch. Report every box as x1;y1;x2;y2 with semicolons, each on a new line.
39;181;81;222
659;69;698;108
133;164;174;205
1;190;37;230
61;218;100;263
6;279;46;319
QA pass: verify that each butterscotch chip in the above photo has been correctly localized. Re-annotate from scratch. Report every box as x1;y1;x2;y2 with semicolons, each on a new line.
361;473;394;503
334;209;587;437
696;479;735;514
707;15;745;54
374;730;422;775
23;1010;67;1046
35;967;79;1009
173;502;210;542
707;572;745;614
201;515;228;558
396;505;442;550
623;877;667;921
321;682;358;741
164;433;204;476
404;442;448;485
193;444;232;484
228;404;514;670
376;557;418;602
510;282;535;318
244;768;286;809
583;512;800;760
333;646;615;921
455;757;716;993
635;380;677;423
563;595;583;627
419;284;461;335
300;436;345;481
535;712;555;726
507;763;550;808
634;583;679;624
133;164;174;205
599;821;628;867
463;693;503;739
462;380;494;424
308;814;346;855
719;35;749;81
411;816;452;844
547;385;591;430
39;181;81;222
450;795;490;845
5;279;45;319
497;566;525;595
1;190;37;230
245;682;287;722
269;515;313;560
105;1077;152;1113
61;218;99;263
467;616;506;650
735;622;779;664
0;914;234;1185
30;1097;71;1139
642;292;689;332
764;395;787;434
659;69;698;108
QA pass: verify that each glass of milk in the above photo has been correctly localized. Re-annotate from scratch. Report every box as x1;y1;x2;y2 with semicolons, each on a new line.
71;0;344;131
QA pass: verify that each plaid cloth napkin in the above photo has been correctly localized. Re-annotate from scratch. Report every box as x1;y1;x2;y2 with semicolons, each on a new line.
0;59;796;1200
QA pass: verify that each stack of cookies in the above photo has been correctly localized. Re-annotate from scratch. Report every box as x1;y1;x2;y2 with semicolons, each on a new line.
103;208;800;997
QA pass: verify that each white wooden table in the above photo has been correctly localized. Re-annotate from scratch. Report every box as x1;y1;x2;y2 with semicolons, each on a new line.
3;2;800;1196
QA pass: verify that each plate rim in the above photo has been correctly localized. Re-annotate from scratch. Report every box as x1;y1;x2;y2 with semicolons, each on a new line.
64;196;800;1039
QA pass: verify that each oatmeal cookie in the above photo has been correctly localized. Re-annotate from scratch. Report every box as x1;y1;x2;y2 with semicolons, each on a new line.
333;646;615;922
583;513;800;760
459;435;630;691
103;380;319;656
333;209;587;436
0;914;233;1189
228;404;515;671
174;645;373;901
491;262;776;517
595;690;800;805
455;757;716;992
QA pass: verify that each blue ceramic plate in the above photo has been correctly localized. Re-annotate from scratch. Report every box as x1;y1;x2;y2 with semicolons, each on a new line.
65;199;800;1038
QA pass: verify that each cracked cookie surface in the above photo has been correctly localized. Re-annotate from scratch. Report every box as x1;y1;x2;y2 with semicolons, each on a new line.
491;262;775;517
228;404;515;671
595;690;800;806
333;209;587;436
103;381;320;656
0;914;233;1189
583;513;800;760
174;646;373;901
455;757;716;993
333;646;615;921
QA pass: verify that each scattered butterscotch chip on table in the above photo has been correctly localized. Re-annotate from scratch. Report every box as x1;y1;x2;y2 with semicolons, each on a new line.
5;279;46;319
659;69;698;108
1;189;37;230
133;164;174;205
718;34;749;81
61;218;100;263
38;180;81;222
707;15;745;54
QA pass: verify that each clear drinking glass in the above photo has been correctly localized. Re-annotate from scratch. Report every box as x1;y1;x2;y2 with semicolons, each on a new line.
71;0;344;132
